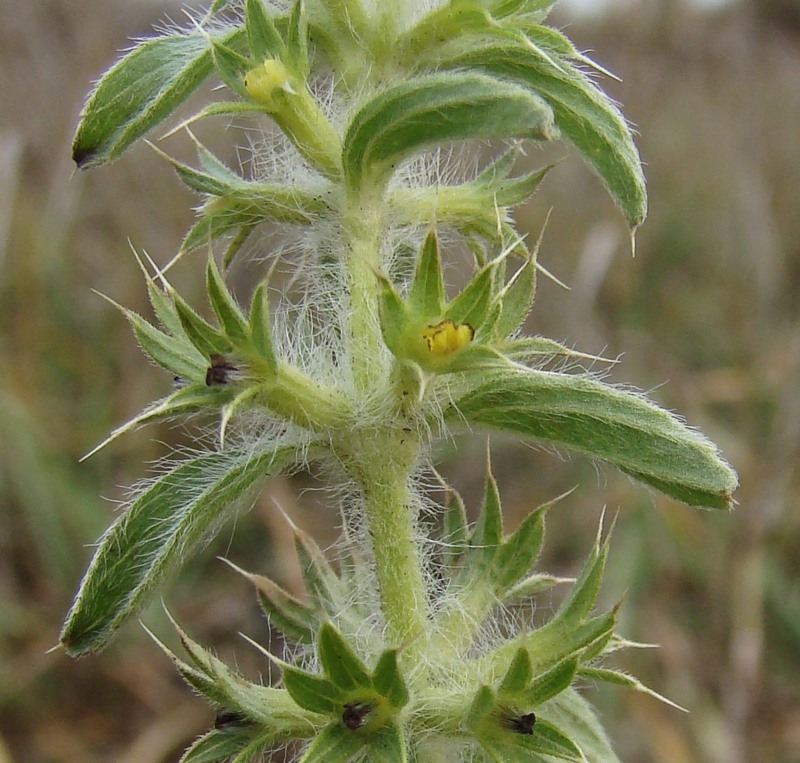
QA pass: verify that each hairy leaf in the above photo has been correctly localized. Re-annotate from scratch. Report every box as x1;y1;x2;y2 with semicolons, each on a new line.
432;41;647;229
73;28;244;168
343;71;556;190
61;445;296;655
450;370;737;508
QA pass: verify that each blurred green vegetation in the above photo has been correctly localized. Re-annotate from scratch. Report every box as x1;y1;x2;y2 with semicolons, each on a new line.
1;1;799;761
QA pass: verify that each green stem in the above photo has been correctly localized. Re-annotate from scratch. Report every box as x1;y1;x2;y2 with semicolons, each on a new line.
340;187;429;671
347;430;429;667
342;188;388;392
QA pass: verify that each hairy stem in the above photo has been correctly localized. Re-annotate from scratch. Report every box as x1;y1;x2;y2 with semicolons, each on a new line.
340;188;429;670
342;188;388;392
347;428;429;671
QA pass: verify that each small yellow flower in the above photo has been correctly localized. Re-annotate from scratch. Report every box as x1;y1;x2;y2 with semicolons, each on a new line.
422;319;474;358
244;59;294;107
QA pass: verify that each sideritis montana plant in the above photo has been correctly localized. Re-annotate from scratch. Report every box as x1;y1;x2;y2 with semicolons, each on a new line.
61;1;738;761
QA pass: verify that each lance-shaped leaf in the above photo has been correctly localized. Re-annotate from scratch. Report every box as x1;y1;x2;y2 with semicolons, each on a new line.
80;385;234;462
442;487;469;572
297;723;366;763
491;252;536;340
579;666;687;712
555;522;609;626
343;71;556;190
150;619;315;733
522;658;578;707
491;501;547;596
432;41;647;229
173;291;231;357
207;257;250;345
223;559;319;644
245;0;285;61
111;298;207;381
408;230;445;318
445;259;496;330
541;688;621;763
73;27;244;168
284;0;310;78
180;729;257;763
372;650;409;710
282;666;343;715
450;369;738;509
368;720;407;763
211;37;253;97
510;718;584;761
318;621;372;692
161;140;328;223
498;647;533;695
293;524;347;613
61;444;296;655
466;460;503;569
249;281;278;371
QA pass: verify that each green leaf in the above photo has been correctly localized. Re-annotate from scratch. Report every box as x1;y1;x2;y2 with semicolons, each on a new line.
395;2;494;62
442;487;469;571
181;209;259;257
466;684;496;731
229;735;280;763
222;226;258;270
343;71;556;190
445;260;496;330
282;666;343;715
495;0;555;21
477;739;534;763
61;445;295;655
490;162;554;208
555;527;608;625
249;282;278;371
73;28;243;168
247;571;319;643
211;37;253;97
578;666;687;712
504;573;572;604
293;525;346;614
469;462;503;561
450;369;738;509
528;610;617;675
173;292;231;357
512;718;584;761
498;647;533;694
318;621;372;691
492;254;536;339
206;257;250;345
123;304;207;380
376;271;411;356
245;0;285;60
540;688;620;763
297;723;367;763
408;229;445;318
285;0;310;77
80;384;233;462
179;730;256;763
145;273;185;336
434;42;647;229
492;502;547;595
523;658;578;707
369;720;408;763
372;650;409;709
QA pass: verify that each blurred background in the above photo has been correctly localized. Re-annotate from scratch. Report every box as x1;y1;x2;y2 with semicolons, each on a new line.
1;0;799;761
